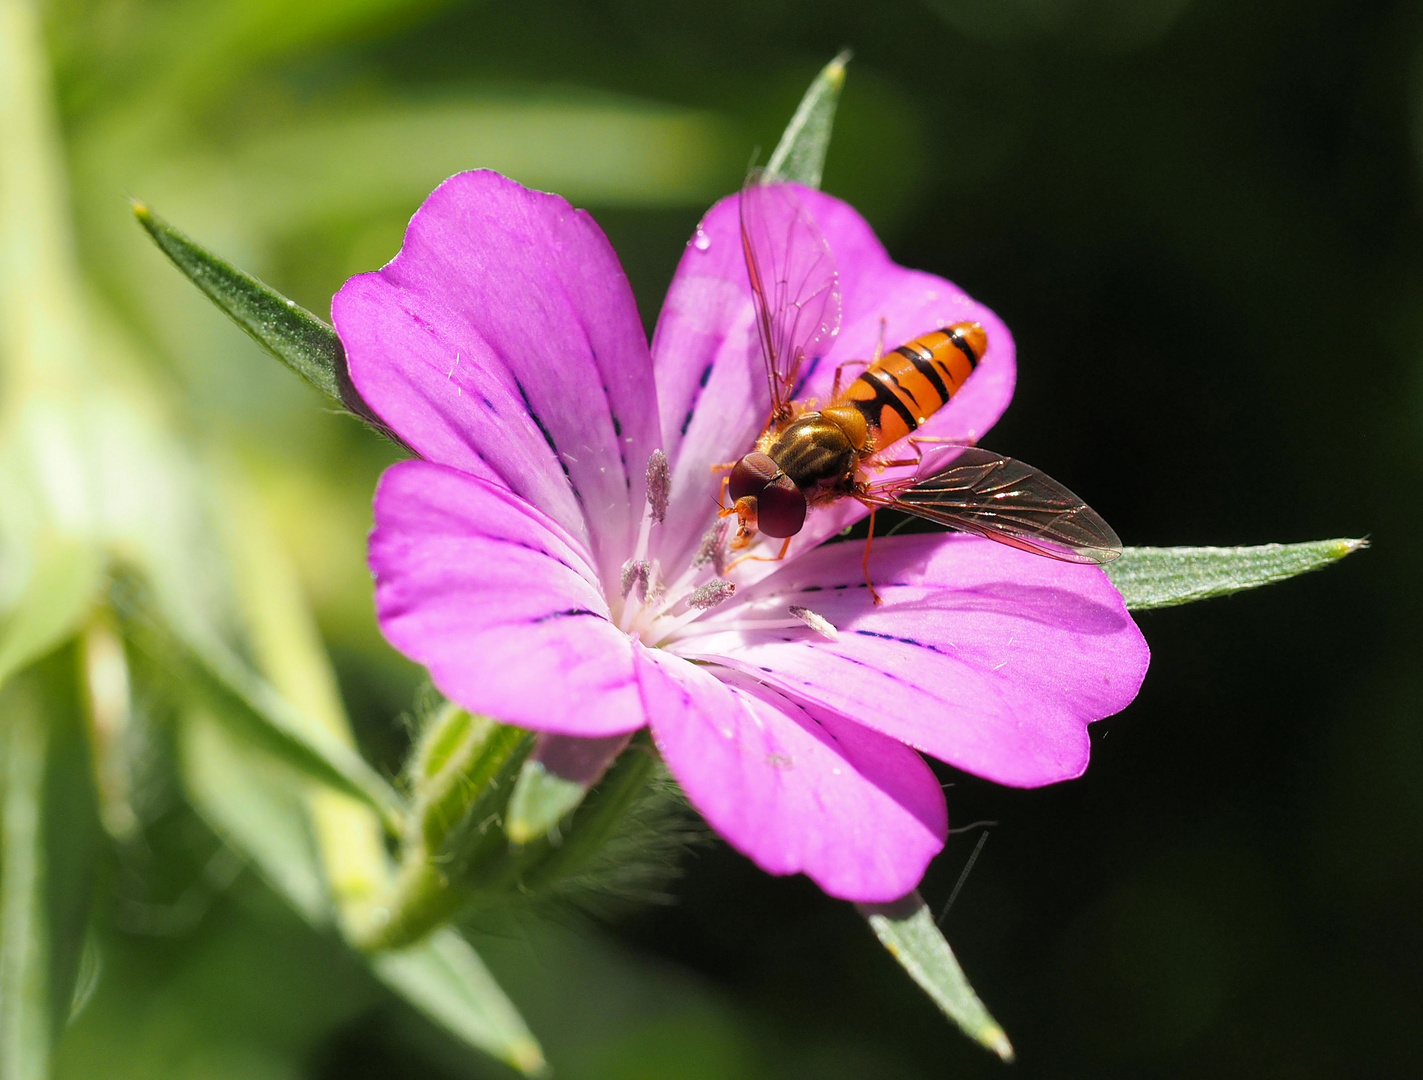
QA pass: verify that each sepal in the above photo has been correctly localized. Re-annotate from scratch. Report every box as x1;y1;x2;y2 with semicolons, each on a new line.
1107;540;1366;610
765;50;851;190
858;893;1014;1061
131;203;395;439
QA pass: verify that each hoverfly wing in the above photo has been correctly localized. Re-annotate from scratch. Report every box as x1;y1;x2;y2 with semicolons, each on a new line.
866;446;1122;564
739;174;842;421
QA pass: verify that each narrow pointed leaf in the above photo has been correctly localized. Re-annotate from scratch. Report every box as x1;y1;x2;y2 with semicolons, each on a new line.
33;656;102;1050
179;631;406;833
177;707;332;926
119;579;404;832
216;474;392;939
1;658;101;1080
859;893;1014;1061
1;690;51;1080
370;927;545;1076
764;50;851;189
1105;539;1366;610
131;203;387;431
0;539;102;693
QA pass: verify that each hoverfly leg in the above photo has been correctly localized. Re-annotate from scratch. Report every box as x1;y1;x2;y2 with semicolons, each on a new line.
828;317;886;400
723;536;792;575
829;357;871;400
861;505;883;605
873;434;981;471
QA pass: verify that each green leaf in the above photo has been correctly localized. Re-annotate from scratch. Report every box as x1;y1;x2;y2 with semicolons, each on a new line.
176;707;332;926
1;654;102;1080
1;686;52;1080
1106;539;1367;611
212;474;394;941
182;633;405;833
118;577;404;833
0;539;102;694
370;927;545;1076
764;50;851;190
858;893;1014;1062
34;658;102;1054
130;203;386;431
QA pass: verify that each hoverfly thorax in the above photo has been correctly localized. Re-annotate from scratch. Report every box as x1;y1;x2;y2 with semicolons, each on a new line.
728;406;870;544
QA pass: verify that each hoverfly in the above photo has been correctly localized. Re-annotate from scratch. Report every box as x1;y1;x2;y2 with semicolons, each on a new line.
720;176;1121;600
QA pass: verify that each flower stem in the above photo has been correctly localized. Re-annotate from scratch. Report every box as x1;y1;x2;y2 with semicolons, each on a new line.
352;707;532;952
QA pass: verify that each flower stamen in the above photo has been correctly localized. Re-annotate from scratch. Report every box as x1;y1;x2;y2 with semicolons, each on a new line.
645;449;670;525
789;605;839;640
693;520;729;572
687;579;736;610
620;558;650;599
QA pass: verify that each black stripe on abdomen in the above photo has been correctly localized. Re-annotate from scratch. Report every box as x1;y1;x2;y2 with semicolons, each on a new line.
859;368;918;433
897;343;951;401
947;326;981;365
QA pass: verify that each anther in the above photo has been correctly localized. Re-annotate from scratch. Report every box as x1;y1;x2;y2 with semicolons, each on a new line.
687;579;736;610
620;558;650;599
645;449;670;524
789;605;838;640
693;520;730;574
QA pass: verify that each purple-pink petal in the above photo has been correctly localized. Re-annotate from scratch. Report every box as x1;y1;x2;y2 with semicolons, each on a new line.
637;647;947;902
673;533;1149;788
369;460;645;738
335;171;661;594
649;184;1017;572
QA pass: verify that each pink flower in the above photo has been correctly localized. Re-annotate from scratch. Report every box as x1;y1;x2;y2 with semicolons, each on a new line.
332;171;1149;903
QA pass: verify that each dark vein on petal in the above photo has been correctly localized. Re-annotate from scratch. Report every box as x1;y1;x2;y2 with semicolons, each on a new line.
533;608;606;623
515;376;583;508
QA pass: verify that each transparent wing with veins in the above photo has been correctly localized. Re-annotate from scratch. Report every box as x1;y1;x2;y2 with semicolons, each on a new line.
861;446;1122;564
739;175;842;425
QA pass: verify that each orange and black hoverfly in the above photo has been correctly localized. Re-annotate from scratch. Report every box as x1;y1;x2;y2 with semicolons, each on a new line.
720;176;1122;600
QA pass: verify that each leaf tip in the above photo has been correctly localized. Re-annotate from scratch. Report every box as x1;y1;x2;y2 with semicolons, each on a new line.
1334;537;1369;557
982;1023;1016;1063
511;1038;549;1076
826;48;853;87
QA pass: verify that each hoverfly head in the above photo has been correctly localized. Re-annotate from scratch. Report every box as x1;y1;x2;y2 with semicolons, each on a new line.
726;451;807;541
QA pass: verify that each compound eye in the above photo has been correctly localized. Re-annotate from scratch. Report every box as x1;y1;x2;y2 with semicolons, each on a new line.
756;474;807;538
728;452;780;502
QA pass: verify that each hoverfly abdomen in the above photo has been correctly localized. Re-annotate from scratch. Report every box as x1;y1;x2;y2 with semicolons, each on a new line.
841;322;986;449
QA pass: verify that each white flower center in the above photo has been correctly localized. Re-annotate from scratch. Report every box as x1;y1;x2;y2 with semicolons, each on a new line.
611;452;840;648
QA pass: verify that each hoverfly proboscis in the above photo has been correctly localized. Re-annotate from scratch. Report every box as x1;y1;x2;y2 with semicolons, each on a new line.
719;175;1122;602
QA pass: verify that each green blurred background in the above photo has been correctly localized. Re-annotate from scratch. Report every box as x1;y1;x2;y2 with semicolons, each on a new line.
18;0;1420;1075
